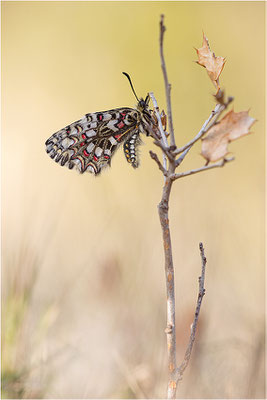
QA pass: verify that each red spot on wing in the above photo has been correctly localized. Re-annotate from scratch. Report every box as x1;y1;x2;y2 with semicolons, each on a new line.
94;155;98;161
114;134;122;141
117;121;125;129
82;134;86;139
80;142;85;147
104;155;110;159
83;149;90;157
121;113;126;119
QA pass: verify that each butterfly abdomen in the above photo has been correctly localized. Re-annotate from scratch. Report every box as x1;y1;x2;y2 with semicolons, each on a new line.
123;132;142;168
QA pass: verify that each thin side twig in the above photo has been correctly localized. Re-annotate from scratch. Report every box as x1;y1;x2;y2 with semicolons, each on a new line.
174;103;223;156
160;14;175;148
170;157;235;181
174;96;234;156
174;96;234;166
174;99;234;169
174;242;207;382
149;150;168;176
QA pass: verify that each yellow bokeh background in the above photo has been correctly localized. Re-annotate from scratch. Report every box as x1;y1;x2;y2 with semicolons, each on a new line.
2;1;265;398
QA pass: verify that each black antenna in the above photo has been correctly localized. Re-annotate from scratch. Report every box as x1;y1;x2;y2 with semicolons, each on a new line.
122;72;139;102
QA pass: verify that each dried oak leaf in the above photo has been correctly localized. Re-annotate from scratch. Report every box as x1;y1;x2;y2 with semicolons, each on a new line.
196;33;226;93
201;110;255;162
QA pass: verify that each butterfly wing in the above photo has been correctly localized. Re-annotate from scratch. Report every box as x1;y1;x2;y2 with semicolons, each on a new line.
45;108;140;175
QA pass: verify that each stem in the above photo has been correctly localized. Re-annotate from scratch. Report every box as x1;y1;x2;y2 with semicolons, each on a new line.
160;14;175;148
152;14;234;399
158;175;177;398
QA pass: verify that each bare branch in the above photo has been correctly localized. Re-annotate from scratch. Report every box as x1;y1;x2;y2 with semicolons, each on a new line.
160;14;175;148
174;242;207;383
174;103;222;157
149;150;168;176
171;157;235;181
158;180;177;399
156;16;178;399
174;96;234;167
153;16;237;399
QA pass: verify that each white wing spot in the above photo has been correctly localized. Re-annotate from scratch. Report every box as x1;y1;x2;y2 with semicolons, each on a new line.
107;120;119;132
109;136;117;145
95;147;103;157
86;143;95;153
80;116;88;124
86;129;97;138
86;165;96;174
61;137;74;149
72;158;82;172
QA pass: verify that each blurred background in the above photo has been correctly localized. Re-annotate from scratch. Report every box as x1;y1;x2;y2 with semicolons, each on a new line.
2;1;265;398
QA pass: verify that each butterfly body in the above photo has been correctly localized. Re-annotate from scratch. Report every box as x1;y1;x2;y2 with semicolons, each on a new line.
45;95;153;175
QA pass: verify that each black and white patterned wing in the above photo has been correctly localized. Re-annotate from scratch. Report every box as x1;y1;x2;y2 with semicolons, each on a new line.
45;108;141;175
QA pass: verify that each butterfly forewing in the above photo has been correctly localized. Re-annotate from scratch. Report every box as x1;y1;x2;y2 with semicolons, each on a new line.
45;107;142;175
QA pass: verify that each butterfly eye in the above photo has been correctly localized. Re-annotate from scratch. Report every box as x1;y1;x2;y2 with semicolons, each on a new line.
139;100;146;108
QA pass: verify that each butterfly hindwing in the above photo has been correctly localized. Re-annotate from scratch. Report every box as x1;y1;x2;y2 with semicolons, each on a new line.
45;108;141;175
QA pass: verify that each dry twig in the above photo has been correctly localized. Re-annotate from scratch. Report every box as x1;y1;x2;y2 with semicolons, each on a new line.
160;14;175;148
149;14;236;399
174;243;207;382
149;150;168;176
170;156;235;181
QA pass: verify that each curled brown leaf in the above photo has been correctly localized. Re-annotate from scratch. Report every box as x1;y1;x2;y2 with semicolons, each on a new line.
196;33;226;93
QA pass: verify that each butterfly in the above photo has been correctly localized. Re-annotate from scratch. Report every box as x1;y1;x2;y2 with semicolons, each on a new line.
45;73;155;175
